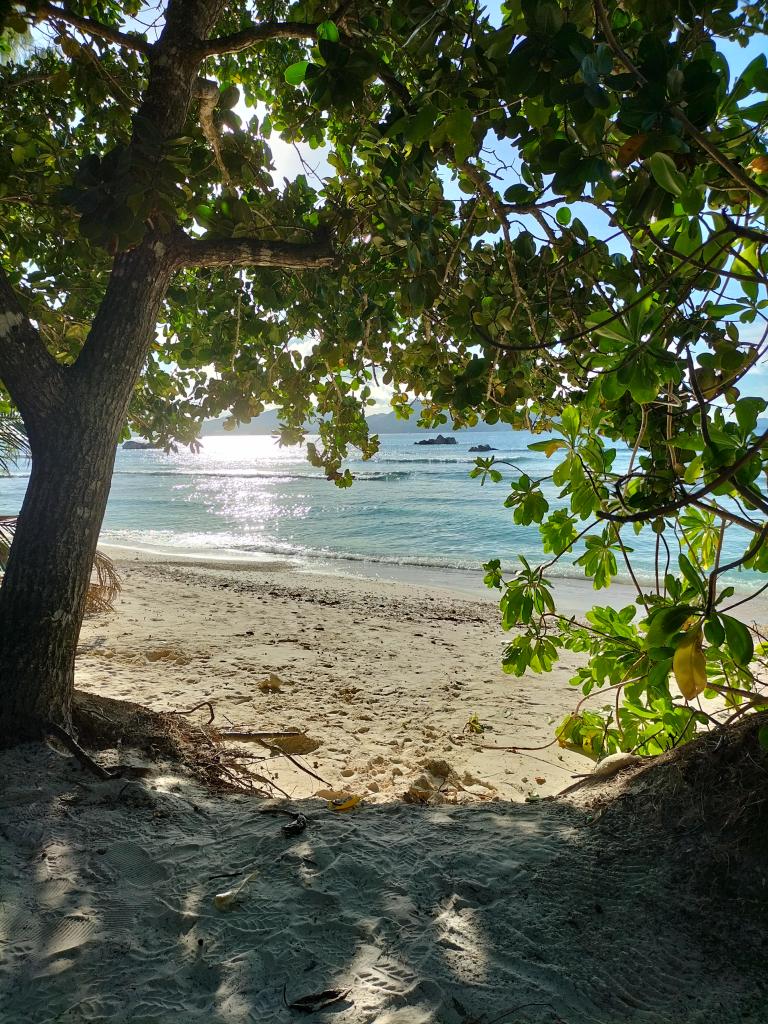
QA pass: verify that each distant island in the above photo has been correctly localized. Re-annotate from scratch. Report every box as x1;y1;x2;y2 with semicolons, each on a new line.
201;402;507;437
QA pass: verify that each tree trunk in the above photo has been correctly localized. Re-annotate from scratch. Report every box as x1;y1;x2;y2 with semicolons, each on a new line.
0;0;221;745
0;412;122;741
0;242;174;745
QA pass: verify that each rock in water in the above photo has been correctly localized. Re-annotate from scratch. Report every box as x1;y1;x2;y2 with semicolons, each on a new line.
414;434;457;446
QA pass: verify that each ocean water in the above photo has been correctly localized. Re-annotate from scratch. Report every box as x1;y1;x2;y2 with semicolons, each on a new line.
0;431;759;592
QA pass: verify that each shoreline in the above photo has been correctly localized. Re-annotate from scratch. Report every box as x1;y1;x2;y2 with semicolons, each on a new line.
102;541;768;620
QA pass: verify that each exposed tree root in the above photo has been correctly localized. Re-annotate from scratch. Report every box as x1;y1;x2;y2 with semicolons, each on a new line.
71;690;281;796
46;720;117;780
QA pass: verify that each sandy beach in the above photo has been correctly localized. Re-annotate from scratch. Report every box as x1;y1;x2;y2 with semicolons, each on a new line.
2;553;767;1023
75;552;592;802
73;551;768;802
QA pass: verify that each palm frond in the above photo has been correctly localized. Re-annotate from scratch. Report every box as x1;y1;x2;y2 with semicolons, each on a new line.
85;549;123;613
0;516;122;613
0;516;14;566
0;415;29;476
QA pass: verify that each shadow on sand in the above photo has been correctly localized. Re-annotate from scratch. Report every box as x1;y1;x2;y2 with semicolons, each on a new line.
0;742;766;1024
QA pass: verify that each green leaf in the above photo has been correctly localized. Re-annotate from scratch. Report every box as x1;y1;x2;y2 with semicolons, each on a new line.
285;61;309;85
317;20;340;43
703;615;725;647
404;104;438;145
432;106;474;163
678;554;705;597
721;614;754;667
645;606;695;649
648;152;686;195
528;438;566;456
575;533;618;589
504;184;537;205
585;309;631;344
540;510;577;555
522;0;564;35
560;405;580;443
734;397;767;434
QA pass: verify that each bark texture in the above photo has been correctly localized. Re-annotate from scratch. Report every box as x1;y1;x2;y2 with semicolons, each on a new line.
0;0;227;740
0;420;120;737
0;244;175;740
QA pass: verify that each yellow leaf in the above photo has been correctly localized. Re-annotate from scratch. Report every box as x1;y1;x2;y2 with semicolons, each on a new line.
617;133;648;167
329;794;363;812
673;625;707;700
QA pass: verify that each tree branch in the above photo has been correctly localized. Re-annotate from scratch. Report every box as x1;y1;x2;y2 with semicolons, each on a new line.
598;430;768;524
642;226;768;285
687;347;768;520
0;267;65;428
501;197;564;215
172;233;335;270
721;215;768;246
201;19;413;108
693;499;764;535
199;20;318;56
32;1;151;55
73;0;231;385
706;525;768;615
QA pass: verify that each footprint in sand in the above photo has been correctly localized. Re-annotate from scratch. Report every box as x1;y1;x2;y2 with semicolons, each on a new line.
98;841;169;889
32;913;99;961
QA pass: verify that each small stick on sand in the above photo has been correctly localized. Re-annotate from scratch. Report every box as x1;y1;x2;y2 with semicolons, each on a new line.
167;700;216;725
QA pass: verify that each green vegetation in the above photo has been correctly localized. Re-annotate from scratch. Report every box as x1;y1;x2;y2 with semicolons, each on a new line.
0;0;767;749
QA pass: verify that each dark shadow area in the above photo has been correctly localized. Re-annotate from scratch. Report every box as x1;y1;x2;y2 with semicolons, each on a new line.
1;720;767;1024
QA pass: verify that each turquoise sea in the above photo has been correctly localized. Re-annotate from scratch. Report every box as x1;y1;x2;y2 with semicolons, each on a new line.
0;430;759;592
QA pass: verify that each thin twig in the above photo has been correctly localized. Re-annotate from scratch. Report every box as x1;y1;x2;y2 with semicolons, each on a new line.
167;700;215;725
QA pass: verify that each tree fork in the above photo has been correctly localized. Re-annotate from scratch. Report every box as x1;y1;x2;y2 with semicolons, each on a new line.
0;0;337;742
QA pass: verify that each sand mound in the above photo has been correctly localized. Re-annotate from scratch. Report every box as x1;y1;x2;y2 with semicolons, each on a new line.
569;711;768;890
1;739;766;1024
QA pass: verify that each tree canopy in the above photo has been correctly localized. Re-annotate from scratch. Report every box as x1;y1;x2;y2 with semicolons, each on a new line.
1;0;768;750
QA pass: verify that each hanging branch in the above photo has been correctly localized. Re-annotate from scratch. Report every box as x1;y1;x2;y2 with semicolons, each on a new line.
172;233;334;270
33;2;152;54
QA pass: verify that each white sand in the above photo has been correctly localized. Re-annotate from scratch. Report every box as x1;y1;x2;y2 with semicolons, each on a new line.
2;555;766;1023
75;554;591;801
2;742;764;1024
